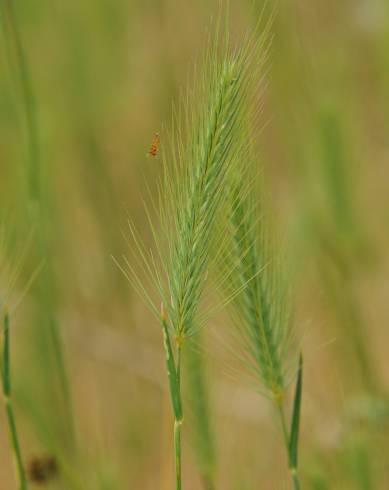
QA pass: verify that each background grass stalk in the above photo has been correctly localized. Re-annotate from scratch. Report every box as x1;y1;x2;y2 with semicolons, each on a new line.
1;311;28;490
0;0;40;204
0;0;76;449
184;335;216;489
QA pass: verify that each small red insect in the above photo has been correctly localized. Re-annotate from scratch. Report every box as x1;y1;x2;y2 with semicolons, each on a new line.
147;132;160;157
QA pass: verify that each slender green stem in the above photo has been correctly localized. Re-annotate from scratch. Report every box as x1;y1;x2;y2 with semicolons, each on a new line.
276;400;301;490
2;312;28;490
174;419;182;490
5;397;27;490
277;401;289;452
161;307;183;489
174;343;183;490
161;308;182;422
291;469;300;490
176;343;182;389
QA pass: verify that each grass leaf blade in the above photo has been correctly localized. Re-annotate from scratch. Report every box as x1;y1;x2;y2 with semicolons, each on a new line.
289;352;303;470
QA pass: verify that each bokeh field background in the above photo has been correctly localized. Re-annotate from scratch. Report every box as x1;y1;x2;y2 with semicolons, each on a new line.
1;0;389;488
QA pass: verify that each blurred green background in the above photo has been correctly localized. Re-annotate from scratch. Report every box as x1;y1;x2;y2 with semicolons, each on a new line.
1;0;389;488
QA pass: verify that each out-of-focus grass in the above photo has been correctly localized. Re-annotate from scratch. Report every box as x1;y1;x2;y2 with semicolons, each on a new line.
0;0;388;488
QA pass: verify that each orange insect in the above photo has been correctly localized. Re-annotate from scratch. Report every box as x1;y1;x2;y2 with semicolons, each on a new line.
147;132;160;157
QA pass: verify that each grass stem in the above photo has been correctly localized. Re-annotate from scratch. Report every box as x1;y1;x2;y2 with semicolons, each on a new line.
275;358;303;490
0;0;40;204
161;306;183;489
1;311;28;490
277;401;301;489
174;343;183;490
174;419;182;490
276;401;289;454
0;0;76;450
291;469;300;490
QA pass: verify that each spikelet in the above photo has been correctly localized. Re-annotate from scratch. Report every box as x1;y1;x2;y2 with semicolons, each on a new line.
223;163;296;398
121;15;273;342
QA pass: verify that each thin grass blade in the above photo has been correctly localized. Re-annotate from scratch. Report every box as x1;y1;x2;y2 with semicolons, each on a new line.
289;352;303;470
